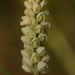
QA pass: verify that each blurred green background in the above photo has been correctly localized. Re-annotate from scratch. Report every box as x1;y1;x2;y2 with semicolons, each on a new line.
0;0;75;75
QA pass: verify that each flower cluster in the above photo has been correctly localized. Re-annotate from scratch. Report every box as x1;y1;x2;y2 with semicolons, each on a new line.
20;0;51;75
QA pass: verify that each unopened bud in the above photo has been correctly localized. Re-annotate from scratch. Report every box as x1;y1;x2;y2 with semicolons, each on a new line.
33;2;41;13
21;26;36;38
24;45;34;56
37;61;48;72
31;53;40;64
38;33;47;42
34;25;43;34
36;12;45;23
22;65;32;73
36;47;46;57
31;38;40;48
20;16;30;26
21;36;31;44
30;17;38;27
24;1;33;9
42;55;50;63
24;9;35;17
23;57;33;67
21;50;29;57
40;0;47;10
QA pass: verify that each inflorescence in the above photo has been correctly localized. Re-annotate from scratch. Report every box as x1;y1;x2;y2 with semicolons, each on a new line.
20;0;51;75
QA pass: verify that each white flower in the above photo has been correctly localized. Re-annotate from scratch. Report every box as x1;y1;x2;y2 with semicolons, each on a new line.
24;45;34;56
21;26;36;38
40;0;47;10
23;56;33;67
24;1;33;9
31;53;40;64
34;25;44;34
37;61;48;72
31;38;40;48
41;21;51;28
24;9;35;17
22;58;33;73
42;55;50;63
36;12;45;23
20;16;31;26
36;47;46;57
38;33;47;42
30;17;38;27
21;36;31;44
22;65;32;73
33;2;41;13
21;50;29;57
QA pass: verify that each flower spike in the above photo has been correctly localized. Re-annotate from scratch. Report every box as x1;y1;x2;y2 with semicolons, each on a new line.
20;0;51;75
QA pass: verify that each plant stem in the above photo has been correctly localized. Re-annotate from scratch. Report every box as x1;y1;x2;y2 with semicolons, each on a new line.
33;64;39;75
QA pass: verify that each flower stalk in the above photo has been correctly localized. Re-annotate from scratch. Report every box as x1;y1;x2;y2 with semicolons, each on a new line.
20;0;51;75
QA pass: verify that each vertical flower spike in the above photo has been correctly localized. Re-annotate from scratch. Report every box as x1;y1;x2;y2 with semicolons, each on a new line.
20;0;51;75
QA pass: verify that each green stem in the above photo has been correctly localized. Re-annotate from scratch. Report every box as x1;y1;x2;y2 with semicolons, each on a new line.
33;64;39;75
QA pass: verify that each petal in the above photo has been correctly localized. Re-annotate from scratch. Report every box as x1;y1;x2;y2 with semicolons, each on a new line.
24;9;35;17
24;45;34;56
42;55;50;62
36;47;46;57
31;53;40;64
21;50;29;57
22;65;32;73
34;25;44;34
33;2;41;13
24;1;33;9
31;38;40;48
36;12;45;23
21;36;31;44
37;61;47;71
38;33;47;42
23;56;33;67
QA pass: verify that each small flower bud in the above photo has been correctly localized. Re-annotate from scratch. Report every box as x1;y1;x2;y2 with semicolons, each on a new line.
20;16;31;26
24;9;35;17
24;1;33;9
34;25;43;34
36;47;46;57
38;33;47;42
33;2;41;13
21;36;31;44
24;45;34;56
40;0;47;10
28;0;35;5
22;65;32;73
41;22;51;28
36;12;45;23
42;55;50;63
21;26;36;38
23;57;33;67
31;53;40;64
30;17;38;27
21;50;29;57
22;59;33;72
31;38;40;48
37;61;48;72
